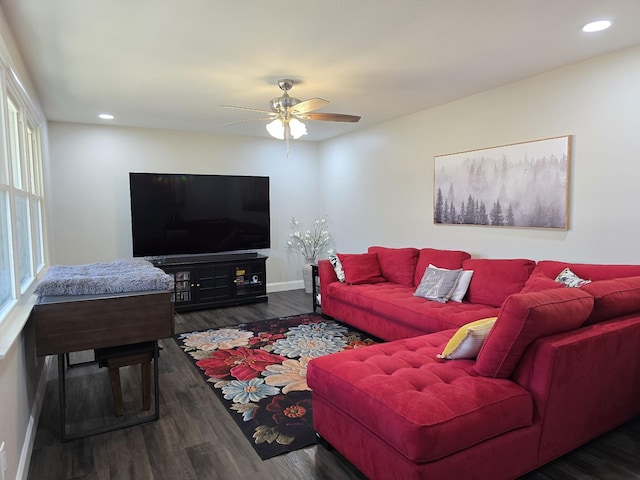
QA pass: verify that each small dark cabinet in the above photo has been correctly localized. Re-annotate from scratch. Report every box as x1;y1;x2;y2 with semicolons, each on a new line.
156;254;268;312
312;264;321;313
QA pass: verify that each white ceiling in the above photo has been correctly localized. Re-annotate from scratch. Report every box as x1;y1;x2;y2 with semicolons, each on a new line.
2;0;640;141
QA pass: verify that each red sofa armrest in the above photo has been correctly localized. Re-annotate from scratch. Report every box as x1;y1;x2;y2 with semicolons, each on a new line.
318;259;339;313
319;258;338;286
512;316;640;465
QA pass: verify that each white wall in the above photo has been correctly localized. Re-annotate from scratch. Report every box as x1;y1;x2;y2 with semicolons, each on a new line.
47;124;324;288
320;45;640;264
47;45;640;287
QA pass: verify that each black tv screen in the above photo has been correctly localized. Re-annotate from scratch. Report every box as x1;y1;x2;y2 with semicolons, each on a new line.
129;173;270;257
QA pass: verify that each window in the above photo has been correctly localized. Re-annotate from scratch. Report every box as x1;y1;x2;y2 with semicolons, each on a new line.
0;73;46;323
7;96;23;189
14;194;33;290
0;191;12;312
27;123;44;271
32;197;44;271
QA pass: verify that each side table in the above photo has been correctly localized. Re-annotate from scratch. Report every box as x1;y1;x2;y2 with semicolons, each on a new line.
311;264;320;312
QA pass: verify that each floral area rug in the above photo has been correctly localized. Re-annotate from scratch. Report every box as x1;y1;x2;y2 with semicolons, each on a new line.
174;313;378;460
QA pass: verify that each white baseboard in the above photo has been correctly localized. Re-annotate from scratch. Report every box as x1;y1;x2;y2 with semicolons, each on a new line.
17;355;52;480
267;281;303;293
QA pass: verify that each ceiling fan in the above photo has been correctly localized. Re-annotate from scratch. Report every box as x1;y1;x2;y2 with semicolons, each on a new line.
221;79;361;154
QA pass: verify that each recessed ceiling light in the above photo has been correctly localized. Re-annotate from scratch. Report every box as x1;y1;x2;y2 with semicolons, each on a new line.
98;113;115;120
582;20;612;33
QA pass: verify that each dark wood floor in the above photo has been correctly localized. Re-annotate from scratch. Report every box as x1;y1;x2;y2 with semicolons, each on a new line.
27;290;640;480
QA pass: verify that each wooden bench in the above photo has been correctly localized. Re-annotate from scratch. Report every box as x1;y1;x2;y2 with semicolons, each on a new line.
95;341;156;417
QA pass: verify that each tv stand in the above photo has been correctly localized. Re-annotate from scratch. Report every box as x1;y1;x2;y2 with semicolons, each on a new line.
153;253;268;312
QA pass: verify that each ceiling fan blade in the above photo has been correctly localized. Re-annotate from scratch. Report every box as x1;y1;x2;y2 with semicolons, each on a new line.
303;112;361;123
220;104;273;115
222;116;275;126
291;97;329;114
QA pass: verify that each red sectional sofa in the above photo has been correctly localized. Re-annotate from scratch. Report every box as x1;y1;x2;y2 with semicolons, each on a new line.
307;246;640;479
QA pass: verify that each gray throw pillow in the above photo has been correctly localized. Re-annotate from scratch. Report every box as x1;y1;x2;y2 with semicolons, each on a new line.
414;266;462;303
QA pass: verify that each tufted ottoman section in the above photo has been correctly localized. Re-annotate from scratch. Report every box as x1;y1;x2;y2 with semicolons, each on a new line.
307;332;533;463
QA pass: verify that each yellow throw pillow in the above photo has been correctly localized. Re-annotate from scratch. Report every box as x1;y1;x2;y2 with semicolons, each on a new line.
437;317;498;360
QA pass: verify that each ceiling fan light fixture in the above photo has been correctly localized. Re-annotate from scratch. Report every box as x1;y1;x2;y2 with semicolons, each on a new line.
266;118;285;139
289;118;307;139
225;78;359;150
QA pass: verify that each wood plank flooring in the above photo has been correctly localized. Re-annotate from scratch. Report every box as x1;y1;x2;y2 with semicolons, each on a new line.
27;290;640;479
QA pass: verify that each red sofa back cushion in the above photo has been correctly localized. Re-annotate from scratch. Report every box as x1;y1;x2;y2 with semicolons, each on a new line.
534;261;640;281
520;270;566;294
413;248;471;287
462;258;536;307
474;288;594;378
337;252;385;285
580;276;640;325
368;246;419;287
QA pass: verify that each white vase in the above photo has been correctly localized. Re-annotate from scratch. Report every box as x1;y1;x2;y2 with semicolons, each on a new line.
302;257;316;294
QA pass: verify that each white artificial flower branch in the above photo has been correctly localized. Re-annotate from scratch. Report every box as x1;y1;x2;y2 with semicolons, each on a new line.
287;215;333;260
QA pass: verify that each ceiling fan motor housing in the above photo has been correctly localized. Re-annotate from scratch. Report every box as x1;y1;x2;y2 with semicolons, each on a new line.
270;94;300;115
270;79;301;115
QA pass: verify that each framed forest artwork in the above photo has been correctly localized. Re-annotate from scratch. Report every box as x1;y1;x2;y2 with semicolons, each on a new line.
433;136;571;229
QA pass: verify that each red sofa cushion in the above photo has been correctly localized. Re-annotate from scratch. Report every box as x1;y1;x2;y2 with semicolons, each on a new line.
534;261;640;281
580;276;640;325
413;248;471;287
474;288;594;378
463;258;536;307
327;281;500;334
307;334;533;463
520;270;565;293
337;252;385;285
368;246;419;287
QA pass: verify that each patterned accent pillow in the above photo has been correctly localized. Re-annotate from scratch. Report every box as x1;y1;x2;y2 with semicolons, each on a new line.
329;254;345;282
437;317;498;360
413;266;462;303
555;267;591;288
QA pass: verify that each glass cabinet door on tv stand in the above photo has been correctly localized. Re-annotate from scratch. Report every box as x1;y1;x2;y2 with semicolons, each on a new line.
173;270;192;303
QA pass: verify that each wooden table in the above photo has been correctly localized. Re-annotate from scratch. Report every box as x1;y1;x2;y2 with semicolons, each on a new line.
33;290;174;441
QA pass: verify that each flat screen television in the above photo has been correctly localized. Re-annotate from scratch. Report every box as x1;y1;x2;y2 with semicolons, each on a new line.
129;172;270;258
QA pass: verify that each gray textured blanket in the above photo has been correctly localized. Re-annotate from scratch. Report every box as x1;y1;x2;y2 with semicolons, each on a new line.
34;258;174;296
